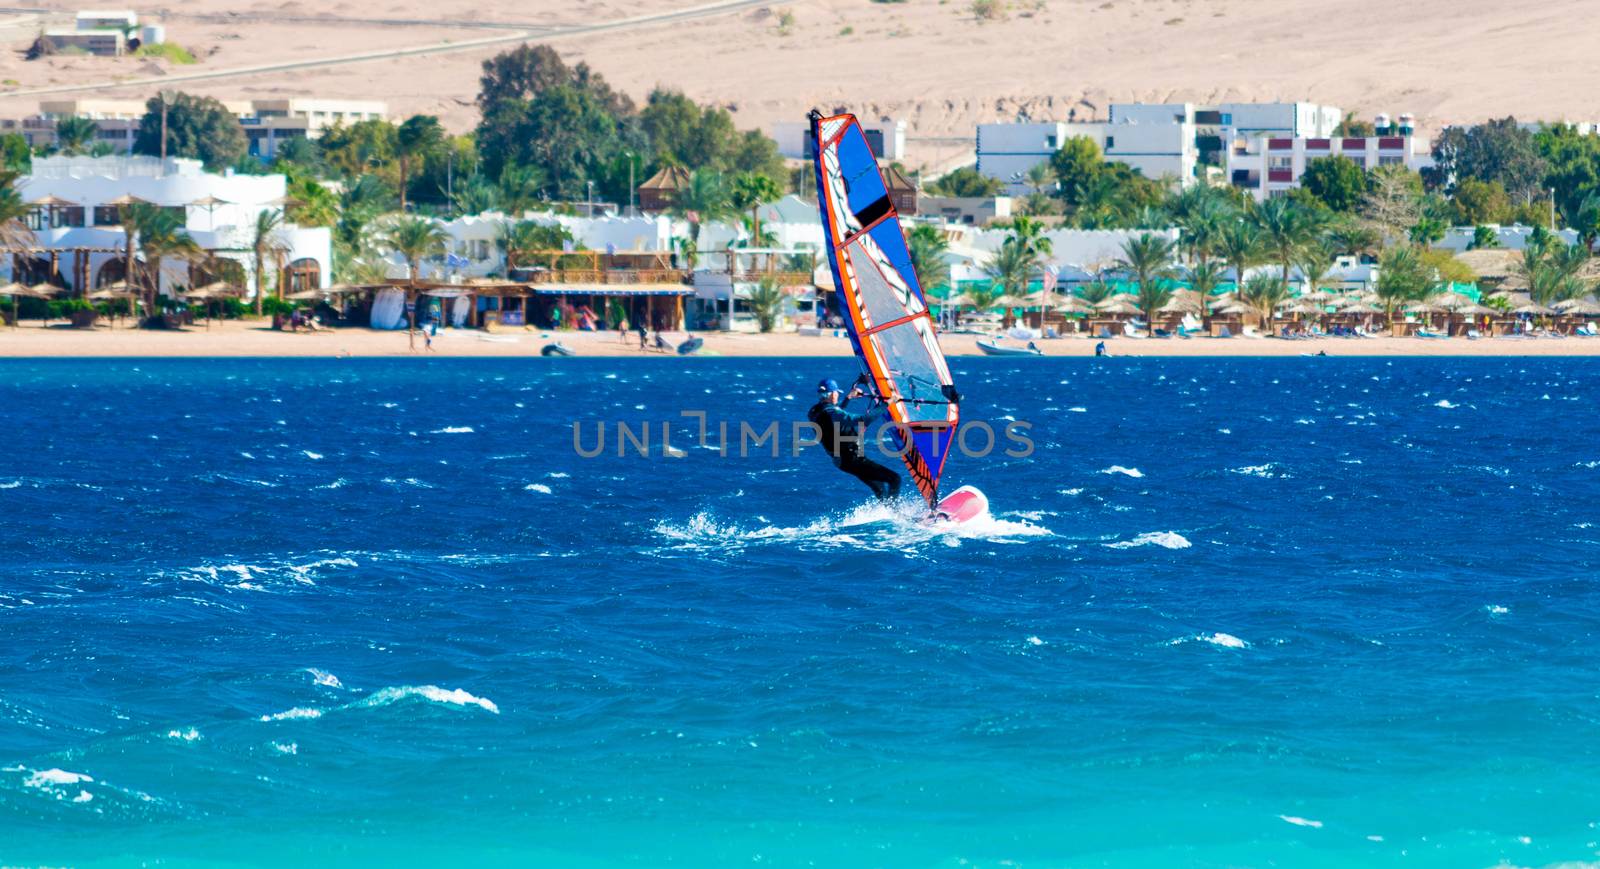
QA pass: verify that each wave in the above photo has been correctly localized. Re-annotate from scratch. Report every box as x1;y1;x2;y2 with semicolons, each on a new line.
165;728;201;742
259;707;323;722
524;483;553;494
307;669;342;688
357;685;500;715
654;501;1050;552
1171;632;1249;649
1230;463;1288;479
1278;814;1322;828
1106;531;1191;550
431;426;475;434
302;450;324;460
1098;465;1144;478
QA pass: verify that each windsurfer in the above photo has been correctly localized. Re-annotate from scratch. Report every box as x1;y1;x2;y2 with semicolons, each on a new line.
807;377;901;501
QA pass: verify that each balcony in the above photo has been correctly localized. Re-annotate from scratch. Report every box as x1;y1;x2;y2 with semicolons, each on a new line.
1267;168;1294;183
1342;137;1367;150
1378;136;1405;150
1268;138;1293;150
1306;138;1330;150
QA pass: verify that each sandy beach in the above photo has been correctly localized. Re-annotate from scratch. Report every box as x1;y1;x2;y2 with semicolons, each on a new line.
4;319;1600;357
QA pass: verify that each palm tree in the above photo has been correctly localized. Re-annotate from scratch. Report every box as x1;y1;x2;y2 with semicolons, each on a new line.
380;217;449;285
251;209;287;315
1252;197;1321;291
0;172;36;255
1167;185;1233;264
747;275;786;332
1468;225;1501;251
907;224;950;295
728;172;783;246
120;202;200;318
395;115;444;213
1072;174;1135;229
1078;276;1115;307
53;116;99;156
1292;239;1337;297
1325;218;1380;260
1376;244;1430;316
1186;259;1226;331
669;170;732;265
984;237;1037;306
497;220;544;274
1216;220;1261;297
1116;232;1177;330
1241;272;1291;334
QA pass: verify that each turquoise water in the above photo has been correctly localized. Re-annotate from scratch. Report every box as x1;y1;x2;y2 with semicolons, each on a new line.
3;357;1599;868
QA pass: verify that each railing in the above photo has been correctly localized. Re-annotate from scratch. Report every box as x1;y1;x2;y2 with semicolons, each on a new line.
522;268;690;285
729;270;812;285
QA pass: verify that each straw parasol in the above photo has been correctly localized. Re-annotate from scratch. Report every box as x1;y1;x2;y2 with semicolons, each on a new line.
1513;302;1556;316
1282;301;1325;317
86;286;138;301
0;281;25;327
1339;302;1384;314
1095;298;1142;316
1426;290;1478;311
1052;294;1092;314
992;294;1032;309
102;193;154;207
1157;296;1200;314
941;292;976;307
185;281;243;299
1556;297;1600;316
1213;299;1254;316
26;193;78;207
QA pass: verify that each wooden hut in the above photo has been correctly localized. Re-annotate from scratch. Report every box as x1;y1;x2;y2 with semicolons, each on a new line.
637;166;692;213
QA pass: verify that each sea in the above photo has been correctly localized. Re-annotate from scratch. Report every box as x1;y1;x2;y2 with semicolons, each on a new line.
3;355;1599;868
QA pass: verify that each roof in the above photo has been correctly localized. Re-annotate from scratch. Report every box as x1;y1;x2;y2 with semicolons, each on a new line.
638;165;691;192
1452;248;1521;279
882;164;916;193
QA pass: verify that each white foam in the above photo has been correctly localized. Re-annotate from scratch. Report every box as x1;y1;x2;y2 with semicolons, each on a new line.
1059;487;1084;496
1106;531;1191;550
272;741;298;755
24;768;93;788
524;483;552;494
359;685;499;714
1486;605;1509;615
72;790;93;803
1099;466;1144;478
431;426;475;434
315;478;348;489
1434;399;1458;409
302;450;324;460
259;707;323;722
546;472;570;479
307;668;342;688
165;728;201;742
1025;636;1044;646
1229;464;1284;478
0;480;20;489
1171;632;1249;649
1067;407;1087;413
1279;814;1323;828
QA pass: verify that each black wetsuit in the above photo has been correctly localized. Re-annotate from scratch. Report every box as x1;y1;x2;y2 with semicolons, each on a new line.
807;396;902;500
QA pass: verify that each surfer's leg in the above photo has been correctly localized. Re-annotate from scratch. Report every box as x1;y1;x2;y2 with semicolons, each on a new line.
845;457;901;500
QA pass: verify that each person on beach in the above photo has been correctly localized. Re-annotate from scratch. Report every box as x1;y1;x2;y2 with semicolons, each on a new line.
807;377;900;501
636;322;647;350
1095;341;1107;357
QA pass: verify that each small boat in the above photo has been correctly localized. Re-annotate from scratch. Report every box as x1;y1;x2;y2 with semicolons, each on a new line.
976;338;1042;357
676;336;704;356
540;341;575;357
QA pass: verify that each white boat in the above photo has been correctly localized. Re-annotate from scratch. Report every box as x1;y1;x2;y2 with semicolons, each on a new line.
976;338;1043;357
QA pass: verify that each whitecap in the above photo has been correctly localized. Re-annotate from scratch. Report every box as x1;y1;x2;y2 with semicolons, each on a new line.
0;480;20;489
1434;399;1458;409
314;478;347;490
165;728;201;742
1058;487;1083;496
307;669;342;688
272;741;298;755
72;790;93;803
1067;407;1087;413
524;483;552;494
302;450;324;460
1025;636;1044;646
1486;605;1509;615
1099;465;1144;478
546;472;570;479
1279;814;1323;828
1229;464;1283;478
23;768;93;788
431;426;475;434
358;685;499;715
259;707;323;722
1106;531;1191;550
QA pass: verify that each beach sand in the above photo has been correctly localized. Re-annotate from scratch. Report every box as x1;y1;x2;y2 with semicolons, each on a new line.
2;319;1598;358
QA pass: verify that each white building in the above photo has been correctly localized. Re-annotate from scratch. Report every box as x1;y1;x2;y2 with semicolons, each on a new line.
0;97;389;159
12;155;330;296
771;118;906;161
1225;133;1433;201
977;102;1342;193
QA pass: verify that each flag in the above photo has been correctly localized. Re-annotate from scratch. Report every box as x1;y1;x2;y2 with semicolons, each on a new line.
605;242;617;256
1041;268;1058;295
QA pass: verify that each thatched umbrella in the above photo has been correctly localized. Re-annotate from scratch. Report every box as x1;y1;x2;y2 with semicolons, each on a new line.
1340;301;1384;315
184;282;244;328
1213;299;1254;316
1095;298;1142;317
1557;297;1600;316
0;281;26;328
1513;302;1556;316
1157;296;1200;315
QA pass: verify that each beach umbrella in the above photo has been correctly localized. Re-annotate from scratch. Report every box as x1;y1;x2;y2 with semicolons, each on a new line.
26;193;78;207
1282;301;1324;317
1557;297;1600;316
1339;302;1383;314
1095;299;1141;316
1213;300;1254;315
941;292;976;307
1157;296;1200;314
1513;303;1556;316
992;294;1032;309
1404;301;1446;314
1426;290;1477;311
0;281;25;328
1052;295;1092;314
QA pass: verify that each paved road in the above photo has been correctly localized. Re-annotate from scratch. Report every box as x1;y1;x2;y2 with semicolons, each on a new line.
0;0;772;98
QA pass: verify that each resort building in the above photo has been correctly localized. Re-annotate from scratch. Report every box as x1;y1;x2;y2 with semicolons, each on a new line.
0;97;389;159
977;102;1342;193
919;195;1013;226
10;155;331;297
1225;133;1434;201
771;118;906;161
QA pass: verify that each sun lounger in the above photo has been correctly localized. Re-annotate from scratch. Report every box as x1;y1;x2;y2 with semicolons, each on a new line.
1415;328;1446;338
1121;322;1148;339
1215;326;1234;338
1242;326;1265;339
1096;326;1114;339
1466;329;1482;339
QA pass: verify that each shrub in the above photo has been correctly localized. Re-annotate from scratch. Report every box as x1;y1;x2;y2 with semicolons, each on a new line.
132;43;197;64
970;0;1008;19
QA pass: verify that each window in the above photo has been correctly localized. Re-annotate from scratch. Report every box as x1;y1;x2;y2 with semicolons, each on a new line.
1378;155;1402;166
93;205;120;226
1268;156;1292;169
1046;135;1058;149
1105;136;1115;149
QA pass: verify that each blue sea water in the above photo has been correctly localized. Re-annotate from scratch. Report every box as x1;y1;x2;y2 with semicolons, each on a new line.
3;356;1600;868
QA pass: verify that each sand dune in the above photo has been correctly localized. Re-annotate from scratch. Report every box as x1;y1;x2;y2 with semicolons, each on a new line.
0;0;1595;160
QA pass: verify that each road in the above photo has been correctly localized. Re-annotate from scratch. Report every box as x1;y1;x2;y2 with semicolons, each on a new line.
0;0;773;99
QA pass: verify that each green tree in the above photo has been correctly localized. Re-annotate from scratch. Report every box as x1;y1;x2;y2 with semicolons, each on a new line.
1362;165;1425;242
1216;219;1261;293
395;115;445;213
728;171;783;244
1115;232;1177;329
1048;136;1103;207
477;44;631;117
1252;197;1322;289
319;119;398;180
379;217;449;284
53;116;99;156
250;209;287;315
1298;155;1367;212
133;93;247;170
478;84;625;198
1535;123;1600;226
1241;272;1290;334
1376;244;1431;314
1468;225;1501;250
1333;114;1376;137
121;201;202;316
984;236;1037;301
668;170;732;253
1325;217;1379;259
927;166;1004;197
0;133;30;172
1449;178;1514;226
1408;215;1447;246
0;171;36;257
907;224;951;295
747;275;786;332
1425;117;1548;202
1186;259;1226;331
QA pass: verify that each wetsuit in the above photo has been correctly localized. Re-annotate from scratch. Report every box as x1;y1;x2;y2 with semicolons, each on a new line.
807;396;902;500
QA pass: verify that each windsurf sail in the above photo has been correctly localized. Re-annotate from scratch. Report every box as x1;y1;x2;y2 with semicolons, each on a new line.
809;110;961;508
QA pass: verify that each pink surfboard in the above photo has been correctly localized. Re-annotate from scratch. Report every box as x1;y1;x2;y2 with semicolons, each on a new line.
932;485;989;524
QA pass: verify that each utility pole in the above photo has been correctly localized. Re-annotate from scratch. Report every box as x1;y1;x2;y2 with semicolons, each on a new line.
626;151;636;216
446;149;454;217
